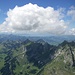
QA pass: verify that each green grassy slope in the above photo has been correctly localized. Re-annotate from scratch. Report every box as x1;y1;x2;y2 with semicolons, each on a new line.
39;41;75;75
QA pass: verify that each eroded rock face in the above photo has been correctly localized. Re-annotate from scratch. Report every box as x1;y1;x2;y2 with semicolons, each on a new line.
39;41;75;75
56;41;75;67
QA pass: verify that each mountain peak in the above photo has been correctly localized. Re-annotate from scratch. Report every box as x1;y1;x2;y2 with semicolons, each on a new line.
36;39;46;44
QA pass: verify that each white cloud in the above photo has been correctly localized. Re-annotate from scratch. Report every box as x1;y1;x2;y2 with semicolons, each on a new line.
67;6;75;20
0;3;67;35
69;28;75;35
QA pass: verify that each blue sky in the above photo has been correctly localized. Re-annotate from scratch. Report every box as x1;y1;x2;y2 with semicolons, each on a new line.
0;0;75;12
0;0;75;35
0;0;75;23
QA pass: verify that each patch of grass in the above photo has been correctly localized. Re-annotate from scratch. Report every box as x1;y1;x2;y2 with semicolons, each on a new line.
40;55;75;75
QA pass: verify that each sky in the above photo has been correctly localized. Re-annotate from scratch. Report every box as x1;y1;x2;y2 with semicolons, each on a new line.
0;0;75;35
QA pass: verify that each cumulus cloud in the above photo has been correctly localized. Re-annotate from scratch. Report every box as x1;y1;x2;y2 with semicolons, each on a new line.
67;6;75;20
0;3;67;35
69;28;75;35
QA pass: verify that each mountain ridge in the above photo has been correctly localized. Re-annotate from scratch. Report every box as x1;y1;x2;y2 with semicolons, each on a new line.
0;39;75;75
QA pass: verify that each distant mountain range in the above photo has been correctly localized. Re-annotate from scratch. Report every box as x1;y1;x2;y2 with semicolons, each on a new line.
0;34;75;45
